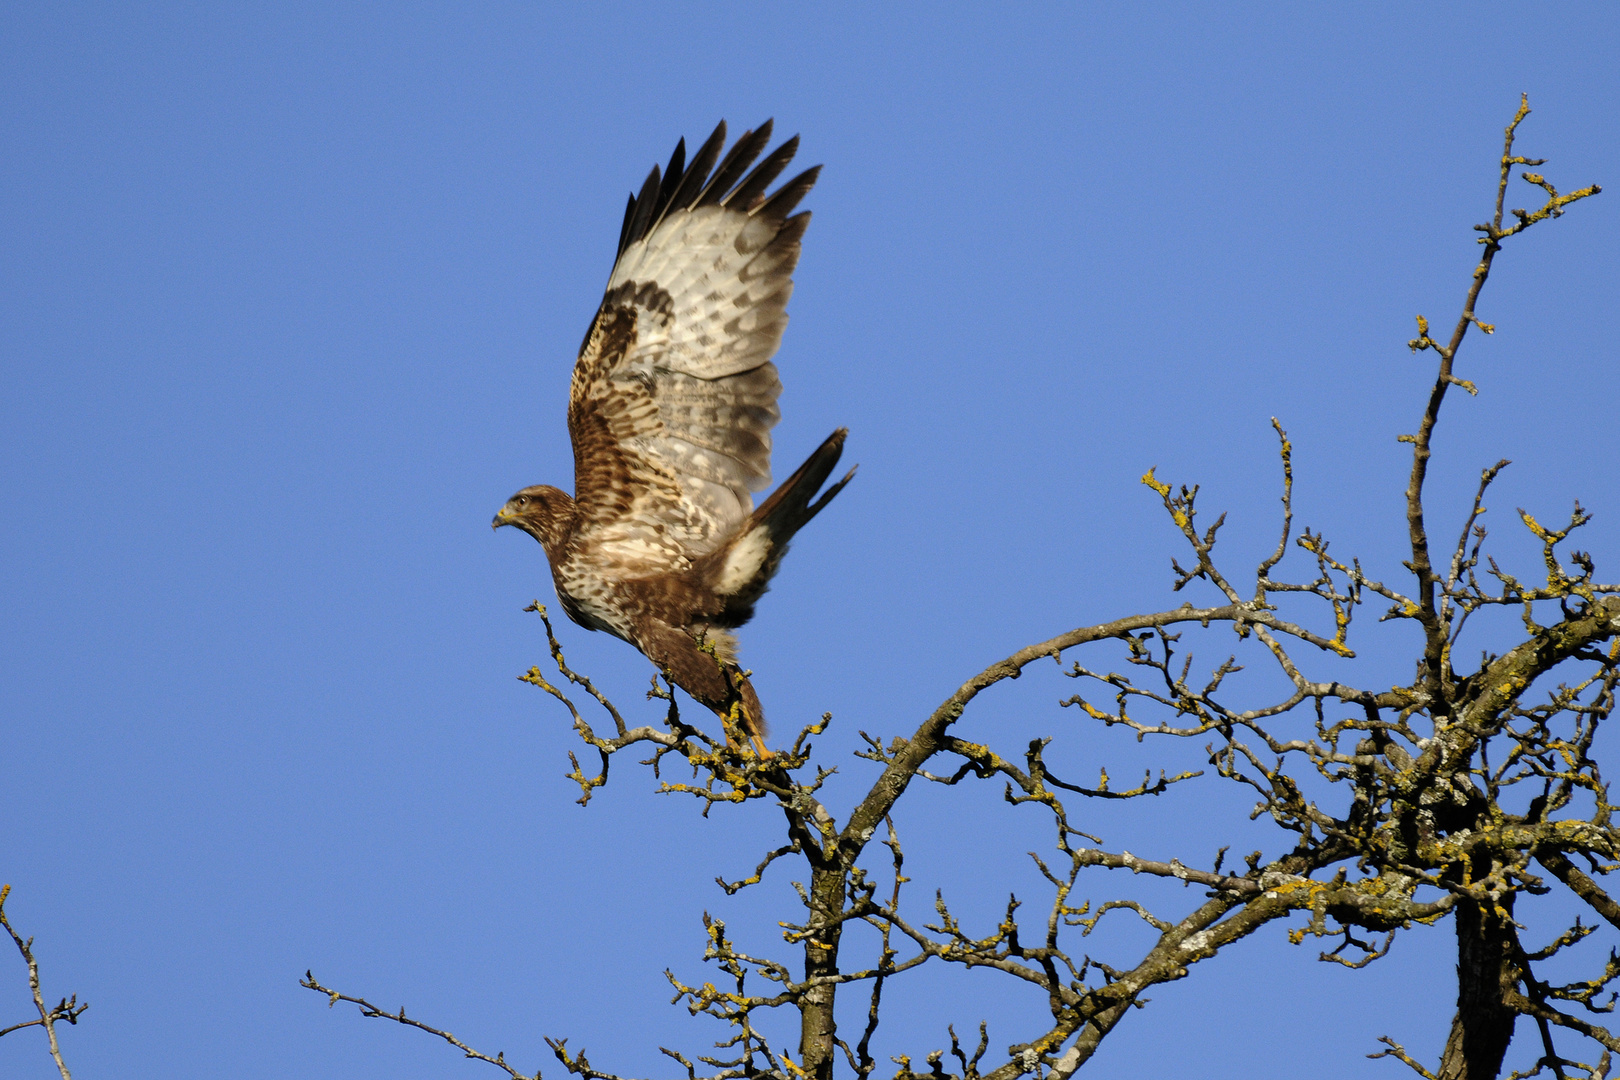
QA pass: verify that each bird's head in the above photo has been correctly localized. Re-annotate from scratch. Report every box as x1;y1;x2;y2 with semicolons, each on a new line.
493;485;576;558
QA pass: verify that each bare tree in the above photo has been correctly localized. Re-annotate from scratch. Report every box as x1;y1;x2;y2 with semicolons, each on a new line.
1;885;86;1080
306;97;1610;1080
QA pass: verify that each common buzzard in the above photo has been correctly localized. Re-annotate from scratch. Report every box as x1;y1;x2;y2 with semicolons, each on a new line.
494;121;852;757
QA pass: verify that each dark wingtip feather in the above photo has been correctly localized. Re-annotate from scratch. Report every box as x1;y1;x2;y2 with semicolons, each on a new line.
695;120;774;208
659;137;687;208
755;165;821;224
664;120;727;216
613;122;819;262
755;210;811;259
616;191;638;256
726;134;800;212
619;165;663;257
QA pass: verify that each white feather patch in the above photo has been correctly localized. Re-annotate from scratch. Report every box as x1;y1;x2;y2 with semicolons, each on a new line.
716;526;771;595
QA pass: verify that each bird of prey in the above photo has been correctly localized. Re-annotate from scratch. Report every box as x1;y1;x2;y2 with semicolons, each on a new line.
493;120;852;757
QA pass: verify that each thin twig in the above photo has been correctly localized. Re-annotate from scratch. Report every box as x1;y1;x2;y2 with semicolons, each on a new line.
0;885;82;1080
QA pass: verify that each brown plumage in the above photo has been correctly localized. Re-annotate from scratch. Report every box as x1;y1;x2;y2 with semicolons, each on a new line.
493;121;853;757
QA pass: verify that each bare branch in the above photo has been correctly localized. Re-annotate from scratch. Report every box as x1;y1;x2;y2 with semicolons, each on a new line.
0;885;82;1080
302;972;541;1080
1371;1036;1440;1079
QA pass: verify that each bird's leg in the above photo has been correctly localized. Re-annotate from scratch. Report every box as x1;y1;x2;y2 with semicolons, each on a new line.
726;666;773;760
718;689;773;760
719;697;745;752
641;623;771;758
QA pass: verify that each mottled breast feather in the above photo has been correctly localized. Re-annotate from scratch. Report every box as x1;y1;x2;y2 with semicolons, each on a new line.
565;120;820;572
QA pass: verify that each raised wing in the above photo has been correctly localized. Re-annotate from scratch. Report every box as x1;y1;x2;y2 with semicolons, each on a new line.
567;121;819;570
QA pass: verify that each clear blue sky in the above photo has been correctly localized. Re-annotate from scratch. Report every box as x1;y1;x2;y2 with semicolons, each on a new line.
3;4;1618;1077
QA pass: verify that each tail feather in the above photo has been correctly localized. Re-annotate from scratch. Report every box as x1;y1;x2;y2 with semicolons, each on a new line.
699;428;854;626
754;427;854;543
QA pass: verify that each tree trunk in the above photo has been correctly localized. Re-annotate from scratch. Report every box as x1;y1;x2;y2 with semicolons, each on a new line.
800;866;845;1080
1436;892;1520;1080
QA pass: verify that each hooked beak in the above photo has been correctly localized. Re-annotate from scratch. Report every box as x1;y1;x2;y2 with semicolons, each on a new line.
492;507;515;531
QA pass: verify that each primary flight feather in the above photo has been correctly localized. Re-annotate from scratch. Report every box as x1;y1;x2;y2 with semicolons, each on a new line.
493;120;853;756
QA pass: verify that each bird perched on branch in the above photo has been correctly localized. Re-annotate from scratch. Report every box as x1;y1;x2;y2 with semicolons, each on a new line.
494;120;853;757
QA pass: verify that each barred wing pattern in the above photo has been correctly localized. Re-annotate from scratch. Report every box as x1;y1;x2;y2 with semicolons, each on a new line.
567;121;819;572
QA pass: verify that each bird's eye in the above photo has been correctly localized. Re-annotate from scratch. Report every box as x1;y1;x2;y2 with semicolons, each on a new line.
517;495;530;506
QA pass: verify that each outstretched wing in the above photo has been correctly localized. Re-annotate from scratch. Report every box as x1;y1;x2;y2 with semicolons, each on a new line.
567;121;819;572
